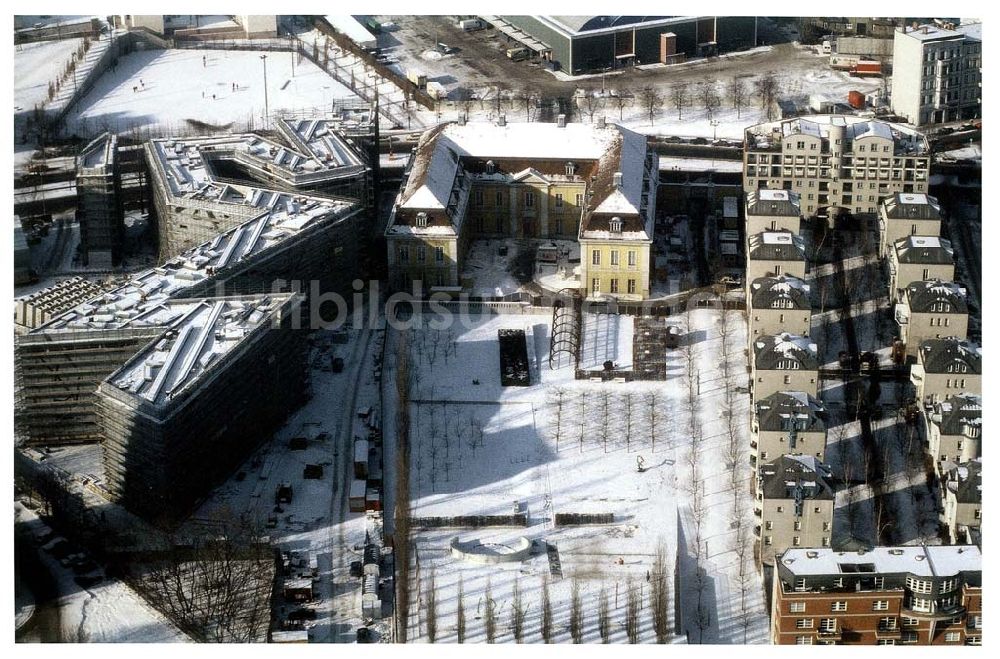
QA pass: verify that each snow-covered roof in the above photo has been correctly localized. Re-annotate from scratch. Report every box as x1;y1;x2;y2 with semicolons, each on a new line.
749;275;811;310
106;295;294;408
882;192;941;220
918;337;981;374
758;454;834;501
34;193;356;333
746;114;928;155
747;231;806;261
390;119;654;240
943;459;982;504
778;545;981;578
929;393;982;436
900;22;981;43
893;235;954;264
904;279;967;314
754;333;819;370
755;391;826;432
746;189;801;217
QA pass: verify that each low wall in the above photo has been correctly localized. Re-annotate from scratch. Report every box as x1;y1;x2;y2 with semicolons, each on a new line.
450;536;532;564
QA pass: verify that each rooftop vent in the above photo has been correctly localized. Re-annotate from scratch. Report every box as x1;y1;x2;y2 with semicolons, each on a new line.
557;114;566;128
565;161;576;176
486;159;496;174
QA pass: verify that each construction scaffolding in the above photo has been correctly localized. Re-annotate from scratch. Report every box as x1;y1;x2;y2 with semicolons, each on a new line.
76;133;124;267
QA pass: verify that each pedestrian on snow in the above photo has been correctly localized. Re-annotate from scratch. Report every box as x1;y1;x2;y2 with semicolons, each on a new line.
212;93;216;100
202;55;206;67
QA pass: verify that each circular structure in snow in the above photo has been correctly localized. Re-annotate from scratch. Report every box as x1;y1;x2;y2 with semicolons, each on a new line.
421;50;443;61
450;537;533;564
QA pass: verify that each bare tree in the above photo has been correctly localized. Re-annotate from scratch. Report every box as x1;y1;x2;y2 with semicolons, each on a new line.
600;388;613;452
484;582;497;643
645;390;664;452
728;76;749;119
753;72;779;121
425;570;438;642
611;86;633;121
651;539;671;643
456;577;466;643
518;86;539;121
598;586;611;643
511;577;527;642
570;578;584;643
625;577;641;643
550;387;569;451
670;82;690;120
541;576;553;643
622;392;636;451
578;85;605;123
697;81;721;118
639;86;663;126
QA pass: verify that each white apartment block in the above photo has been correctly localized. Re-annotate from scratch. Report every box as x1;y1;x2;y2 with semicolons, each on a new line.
891;22;982;126
743;115;930;220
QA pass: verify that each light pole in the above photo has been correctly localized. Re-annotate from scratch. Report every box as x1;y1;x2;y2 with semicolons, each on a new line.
260;54;269;125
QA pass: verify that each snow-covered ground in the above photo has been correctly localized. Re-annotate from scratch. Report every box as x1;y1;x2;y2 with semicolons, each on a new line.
64;48;362;135
15;502;189;643
14;38;84;111
383;307;768;643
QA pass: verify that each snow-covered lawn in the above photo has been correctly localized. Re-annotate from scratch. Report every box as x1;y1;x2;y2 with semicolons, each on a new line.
387;307;769;643
64;48;361;135
14;38;84;111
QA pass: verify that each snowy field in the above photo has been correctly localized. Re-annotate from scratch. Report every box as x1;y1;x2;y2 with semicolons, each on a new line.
386;307;769;643
64;49;362;135
14;38;84;110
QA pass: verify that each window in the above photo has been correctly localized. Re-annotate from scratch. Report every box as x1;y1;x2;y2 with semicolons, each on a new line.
902;631;919;644
796;618;814;629
795;636;813;645
765;536;773;546
417;246;426;263
793;536;801;546
793;521;802;531
902;617;919;627
765;521;773;530
610;279;619;294
784;375;792;385
819;619;836;632
610;217;623;233
474;189;484;206
628;250;637;267
831;601;847;612
968;615;982;630
495;191;503;207
525;191;535;208
435;246;444;263
610;250;619;266
944;632;960;643
873;601;889;611
878;617;896;630
415;213;429;228
592;250;601;266
877;640;895;646
576;193;584;207
555;193;564;208
555;217;563;235
790;602;806;613
591;278;600;294
496;216;504;232
907;577;933;594
627;279;636;295
435;272;445;287
398;245;410;262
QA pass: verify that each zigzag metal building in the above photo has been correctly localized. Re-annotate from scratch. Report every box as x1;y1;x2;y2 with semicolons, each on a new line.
15;116;372;522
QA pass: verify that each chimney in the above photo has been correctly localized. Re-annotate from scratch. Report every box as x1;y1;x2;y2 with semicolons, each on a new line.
457;113;466;126
922;26;929;34
557;114;566;127
498;114;506;127
613;172;623;188
597;115;606;129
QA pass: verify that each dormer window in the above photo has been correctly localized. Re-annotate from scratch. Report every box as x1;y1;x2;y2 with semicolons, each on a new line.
486;160;496;175
415;212;428;228
565;161;576;176
610;217;623;233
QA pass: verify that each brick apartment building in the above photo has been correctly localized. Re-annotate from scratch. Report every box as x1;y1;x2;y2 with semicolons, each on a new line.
772;546;982;645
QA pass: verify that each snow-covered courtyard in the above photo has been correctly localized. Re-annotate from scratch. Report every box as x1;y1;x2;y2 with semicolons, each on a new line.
64;48;361;135
383;306;769;643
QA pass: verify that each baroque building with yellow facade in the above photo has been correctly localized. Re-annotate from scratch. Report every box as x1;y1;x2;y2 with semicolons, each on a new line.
384;117;658;300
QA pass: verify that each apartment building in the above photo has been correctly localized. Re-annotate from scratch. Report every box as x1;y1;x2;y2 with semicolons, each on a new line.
748;275;811;341
752;333;819;400
891;22;982;126
755;455;834;566
76;133;124;267
745;189;802;235
877;193;942;258
941;459;982;545
895;279;969;355
772;545;982;645
743;115;930;219
925;393;982;472
888;235;955;302
752;391;827;468
385;118;658;300
746;231;806;283
911;338;981;406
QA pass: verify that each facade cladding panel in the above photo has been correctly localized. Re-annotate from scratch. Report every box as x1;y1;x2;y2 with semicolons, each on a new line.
500;16;757;74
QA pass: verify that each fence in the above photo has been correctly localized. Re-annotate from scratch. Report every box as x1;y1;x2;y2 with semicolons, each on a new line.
554;512;615;525
410;514;529;528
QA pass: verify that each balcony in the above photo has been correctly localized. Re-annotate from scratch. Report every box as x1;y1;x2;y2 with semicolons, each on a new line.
875;627;902;640
817;624;843;641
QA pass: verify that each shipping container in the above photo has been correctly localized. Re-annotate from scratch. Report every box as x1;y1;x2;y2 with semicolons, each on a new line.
851;61;881;76
848;90;866;110
459;18;485;31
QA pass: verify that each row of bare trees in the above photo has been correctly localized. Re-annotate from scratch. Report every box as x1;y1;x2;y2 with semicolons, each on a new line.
547;386;669;454
421;560;670;643
394;330;413;642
